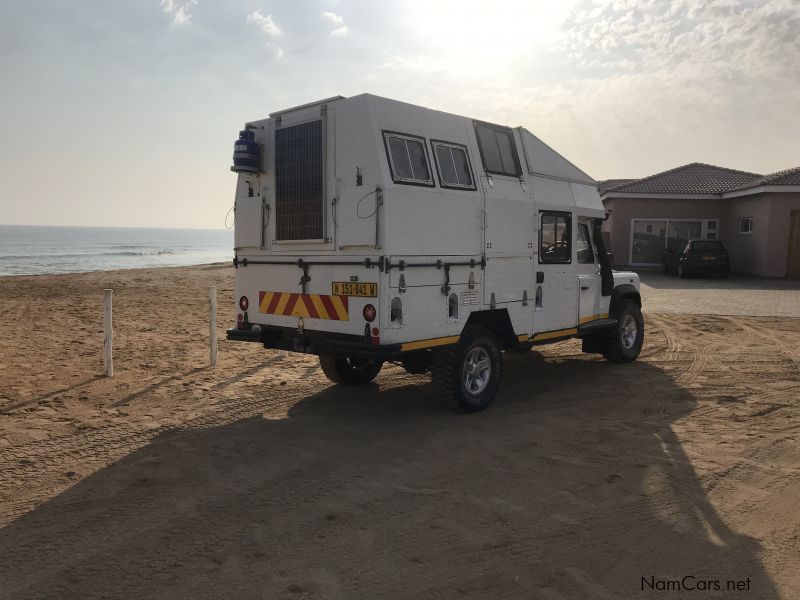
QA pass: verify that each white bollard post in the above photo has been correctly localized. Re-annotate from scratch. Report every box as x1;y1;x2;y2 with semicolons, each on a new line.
209;287;218;367
103;289;113;377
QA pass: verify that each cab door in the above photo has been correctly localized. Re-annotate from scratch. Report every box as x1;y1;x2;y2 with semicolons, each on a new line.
576;218;601;324
533;210;578;333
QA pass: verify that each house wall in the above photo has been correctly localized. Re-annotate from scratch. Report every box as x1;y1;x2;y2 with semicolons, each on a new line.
723;196;772;276
603;192;800;277
602;196;726;266
766;192;800;277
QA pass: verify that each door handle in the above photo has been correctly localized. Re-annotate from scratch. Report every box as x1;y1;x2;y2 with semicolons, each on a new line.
581;285;589;291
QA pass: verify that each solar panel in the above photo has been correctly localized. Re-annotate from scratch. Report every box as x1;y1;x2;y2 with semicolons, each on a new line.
275;120;324;241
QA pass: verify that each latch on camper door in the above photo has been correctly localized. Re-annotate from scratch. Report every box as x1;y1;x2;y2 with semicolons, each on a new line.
519;175;527;192
298;259;311;294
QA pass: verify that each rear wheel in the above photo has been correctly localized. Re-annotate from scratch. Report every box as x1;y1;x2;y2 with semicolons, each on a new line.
431;326;502;413
662;260;670;274
319;355;383;385
603;300;644;363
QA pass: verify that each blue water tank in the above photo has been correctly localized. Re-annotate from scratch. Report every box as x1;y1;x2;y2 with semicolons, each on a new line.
231;129;261;173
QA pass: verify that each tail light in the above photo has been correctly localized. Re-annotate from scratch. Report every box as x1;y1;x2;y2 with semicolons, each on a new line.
239;296;249;311
363;304;376;322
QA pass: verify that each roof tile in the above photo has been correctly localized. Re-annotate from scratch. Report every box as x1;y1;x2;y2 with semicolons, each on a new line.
604;163;762;195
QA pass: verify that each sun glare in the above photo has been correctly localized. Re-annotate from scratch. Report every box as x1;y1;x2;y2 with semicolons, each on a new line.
406;0;578;76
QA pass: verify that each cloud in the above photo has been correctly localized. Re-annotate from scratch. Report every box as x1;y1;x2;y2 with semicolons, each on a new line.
321;11;348;36
160;0;197;26
246;10;283;58
247;10;282;37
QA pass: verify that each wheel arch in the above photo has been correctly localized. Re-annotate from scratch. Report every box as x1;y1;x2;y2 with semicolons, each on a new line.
464;309;517;349
610;284;641;315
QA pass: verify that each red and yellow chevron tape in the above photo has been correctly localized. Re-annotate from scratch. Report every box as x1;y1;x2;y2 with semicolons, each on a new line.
258;291;349;321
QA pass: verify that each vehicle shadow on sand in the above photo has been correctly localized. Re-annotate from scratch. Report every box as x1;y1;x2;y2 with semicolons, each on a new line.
0;354;780;600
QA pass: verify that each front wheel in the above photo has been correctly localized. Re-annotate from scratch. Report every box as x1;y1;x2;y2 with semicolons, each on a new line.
319;355;383;385
603;300;645;363
431;326;503;413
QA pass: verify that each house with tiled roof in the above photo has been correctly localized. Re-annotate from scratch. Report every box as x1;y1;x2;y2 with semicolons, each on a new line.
599;163;800;277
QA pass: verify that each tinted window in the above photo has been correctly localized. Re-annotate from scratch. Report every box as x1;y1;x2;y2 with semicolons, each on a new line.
384;133;433;185
540;212;571;263
474;121;520;177
433;142;475;189
577;223;595;263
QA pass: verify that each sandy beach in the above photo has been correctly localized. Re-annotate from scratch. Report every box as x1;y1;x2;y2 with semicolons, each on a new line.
1;264;799;598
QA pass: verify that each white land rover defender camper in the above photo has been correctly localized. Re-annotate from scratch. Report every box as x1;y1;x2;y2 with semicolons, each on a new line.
227;94;643;412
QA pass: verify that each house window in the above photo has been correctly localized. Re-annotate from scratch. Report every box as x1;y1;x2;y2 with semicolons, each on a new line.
432;141;476;190
539;211;571;263
704;219;718;240
383;132;433;186
473;121;521;177
738;217;753;234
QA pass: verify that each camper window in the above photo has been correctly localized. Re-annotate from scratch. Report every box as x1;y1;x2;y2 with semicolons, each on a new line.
473;121;521;177
432;141;476;190
539;211;571;264
383;132;434;186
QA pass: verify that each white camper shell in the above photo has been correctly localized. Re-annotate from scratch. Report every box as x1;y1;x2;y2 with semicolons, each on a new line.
227;94;643;411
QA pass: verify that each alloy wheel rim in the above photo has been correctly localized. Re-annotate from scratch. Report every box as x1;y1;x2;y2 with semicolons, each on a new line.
621;314;638;349
463;347;491;395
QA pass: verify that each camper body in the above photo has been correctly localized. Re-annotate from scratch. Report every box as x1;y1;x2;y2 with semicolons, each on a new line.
227;94;643;411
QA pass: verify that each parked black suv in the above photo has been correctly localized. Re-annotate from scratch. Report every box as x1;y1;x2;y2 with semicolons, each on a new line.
662;240;730;278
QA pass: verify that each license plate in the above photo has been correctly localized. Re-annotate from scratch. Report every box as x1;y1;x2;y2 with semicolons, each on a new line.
702;256;714;261
332;282;377;297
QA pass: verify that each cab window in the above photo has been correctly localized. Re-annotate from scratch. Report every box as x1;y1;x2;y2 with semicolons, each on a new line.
577;223;595;264
539;212;571;263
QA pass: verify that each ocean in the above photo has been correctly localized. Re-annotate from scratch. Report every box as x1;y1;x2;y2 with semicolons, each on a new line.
0;225;234;276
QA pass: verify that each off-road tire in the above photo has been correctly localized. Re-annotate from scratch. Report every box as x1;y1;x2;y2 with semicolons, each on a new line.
662;260;670;274
431;326;503;413
602;300;644;363
319;355;383;385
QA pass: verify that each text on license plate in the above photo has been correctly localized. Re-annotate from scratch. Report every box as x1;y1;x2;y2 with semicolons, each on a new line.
332;282;377;297
702;256;715;261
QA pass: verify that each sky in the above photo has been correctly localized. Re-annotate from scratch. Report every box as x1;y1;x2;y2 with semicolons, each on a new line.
1;0;799;229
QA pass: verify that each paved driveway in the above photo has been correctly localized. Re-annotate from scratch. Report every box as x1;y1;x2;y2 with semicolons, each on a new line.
638;270;800;317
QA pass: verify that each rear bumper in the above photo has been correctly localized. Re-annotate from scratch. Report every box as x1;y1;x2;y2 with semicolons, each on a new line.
226;325;403;359
682;262;729;274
